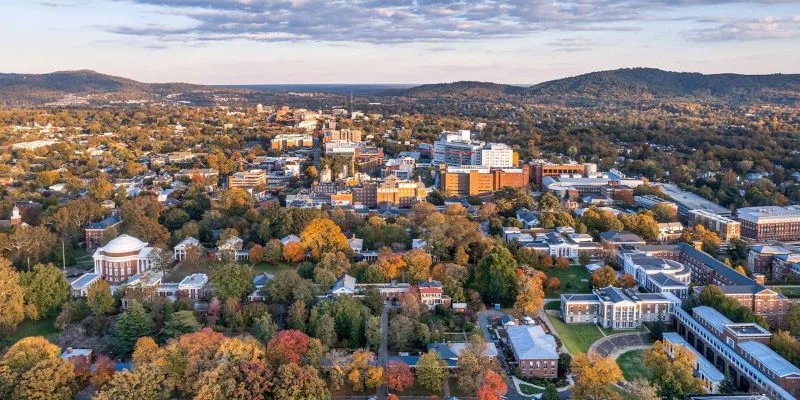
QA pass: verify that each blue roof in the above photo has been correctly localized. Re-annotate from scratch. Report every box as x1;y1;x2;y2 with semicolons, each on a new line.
692;306;733;333
738;341;800;378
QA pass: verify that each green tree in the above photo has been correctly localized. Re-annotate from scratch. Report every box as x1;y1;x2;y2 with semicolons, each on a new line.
542;383;559;400
416;352;447;394
477;247;518;307
114;300;155;355
365;315;381;351
88;280;115;316
164;310;200;338
287;300;307;331
718;372;737;394
251;314;278;344
20;263;70;319
645;341;705;400
210;263;255;301
314;313;337;347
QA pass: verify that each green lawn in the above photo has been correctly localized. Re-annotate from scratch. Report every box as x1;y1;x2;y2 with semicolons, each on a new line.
616;349;651;382
544;265;592;296
544;300;561;311
601;325;648;336
773;287;800;298
1;316;59;350
518;383;545;395
547;316;604;354
252;262;296;274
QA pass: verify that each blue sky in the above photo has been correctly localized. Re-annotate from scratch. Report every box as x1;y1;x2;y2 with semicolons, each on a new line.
2;0;799;84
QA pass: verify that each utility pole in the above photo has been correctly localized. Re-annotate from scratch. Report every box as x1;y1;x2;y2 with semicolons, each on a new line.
62;238;66;273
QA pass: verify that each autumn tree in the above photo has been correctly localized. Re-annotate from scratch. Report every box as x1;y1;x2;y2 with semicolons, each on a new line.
248;244;264;265
0;257;25;334
456;335;490;394
300;218;350;259
416;352;447;394
545;277;561;292
515;271;546;316
624;379;660;400
375;248;406;280
645;341;705;399
91;355;117;387
592;266;618;288
132;337;159;369
571;352;622;400
478;369;507;400
404;248;433;282
93;365;165;400
15;358;77;400
617;273;637;289
282;241;306;262
385;360;414;393
273;363;330;400
262;239;283;264
1;336;61;374
87;279;116;316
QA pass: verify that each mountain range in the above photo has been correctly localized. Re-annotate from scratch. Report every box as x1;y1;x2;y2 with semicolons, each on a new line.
2;68;799;106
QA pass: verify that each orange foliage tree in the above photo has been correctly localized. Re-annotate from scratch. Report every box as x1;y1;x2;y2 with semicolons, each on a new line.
477;370;507;400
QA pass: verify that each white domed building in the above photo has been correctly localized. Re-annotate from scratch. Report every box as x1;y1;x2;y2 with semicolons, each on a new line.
92;234;156;284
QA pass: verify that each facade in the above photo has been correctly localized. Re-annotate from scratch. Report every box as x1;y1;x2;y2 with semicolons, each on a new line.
506;325;559;378
91;234;155;284
560;287;679;329
439;164;530;197
532;162;592;185
747;245;792;276
772;252;800;281
689;209;741;241
228;169;267;190
657;222;684;242
693;285;790;329
622;252;691;298
737;206;800;241
174;237;201;261
432;131;516;168
271;133;313;151
84;214;122;251
419;278;451;309
323;128;362;142
519;231;603;261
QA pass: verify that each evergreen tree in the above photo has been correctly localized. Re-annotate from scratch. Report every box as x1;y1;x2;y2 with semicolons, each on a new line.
719;372;737;394
114;300;155;355
542;383;559;400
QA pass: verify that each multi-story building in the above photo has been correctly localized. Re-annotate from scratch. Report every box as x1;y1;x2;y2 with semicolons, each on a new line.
659;184;732;217
506;325;559;378
747;245;793;276
323;128;362;142
479;143;516;168
439;164;530;197
375;176;427;208
772;252;800;281
634;194;678;211
737;206;800;241
560;287;679;329
689;209;741;241
432;131;516;168
157;273;209;301
662;332;725;394
622;252;691;298
354;146;384;175
692;284;789;329
384;157;416;180
84;215;122;251
173;237;201;261
271;133;313;151
228;169;267;190
419;278;451;310
91;234;156;284
519;231;603;261
531;162;594;185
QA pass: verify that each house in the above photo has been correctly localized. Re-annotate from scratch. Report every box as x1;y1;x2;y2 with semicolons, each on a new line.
506;325;559;378
516;208;539;228
348;237;364;253
248;274;273;302
419;277;451;309
330;274;357;297
174;237;201;261
281;234;301;246
178;273;209;300
84;215;122;251
217;237;244;262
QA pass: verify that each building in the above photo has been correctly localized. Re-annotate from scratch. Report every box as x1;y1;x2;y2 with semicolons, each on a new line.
216;237;244;262
520;231;603;261
622;252;691;298
432;131;516;168
84;215;122;251
375;176;427;208
657;222;684;242
271;133;313;151
330;274;357;296
771;252;800;281
439;164;530;197
662;332;725;394
516;208;539;229
70;273;101;296
599;231;647;247
659;184;732;217
479;143;516;168
174;237;201;261
689;210;741;241
323;128;362;142
635;194;677;211
560;287;679;329
747;245;792;276
532;162;593;185
737;206;800;241
175;168;219;181
693;285;790;329
419;278;451;309
228;169;267;190
90;234;156;284
384;157;416;180
157;273;209;301
506;325;559;378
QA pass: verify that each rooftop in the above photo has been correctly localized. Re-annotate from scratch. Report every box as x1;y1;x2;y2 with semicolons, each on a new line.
692;306;734;333
506;325;558;360
737;341;800;377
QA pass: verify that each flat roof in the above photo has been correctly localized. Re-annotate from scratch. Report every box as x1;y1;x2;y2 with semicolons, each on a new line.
692;306;734;333
659;184;731;215
738;341;800;377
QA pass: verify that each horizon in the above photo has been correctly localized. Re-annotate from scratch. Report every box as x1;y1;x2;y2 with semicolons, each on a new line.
2;1;799;85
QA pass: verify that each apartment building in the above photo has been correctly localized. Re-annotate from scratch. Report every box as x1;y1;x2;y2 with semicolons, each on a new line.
271;133;314;151
439;164;530;197
689;209;742;240
228;169;267;190
737;206;800;241
560;287;679;329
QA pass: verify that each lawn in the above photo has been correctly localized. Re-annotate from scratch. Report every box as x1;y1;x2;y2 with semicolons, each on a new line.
1;316;59;350
601;325;648;336
773;286;800;298
544;265;592;296
547;316;604;354
518;382;545;395
544;300;561;311
616;349;651;382
252;262;296;275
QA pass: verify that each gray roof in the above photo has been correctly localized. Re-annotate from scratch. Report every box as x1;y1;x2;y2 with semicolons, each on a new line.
738;341;800;377
86;215;121;229
506;325;558;360
332;274;356;292
692;306;733;333
678;243;754;286
561;293;599;302
650;272;687;288
599;231;645;244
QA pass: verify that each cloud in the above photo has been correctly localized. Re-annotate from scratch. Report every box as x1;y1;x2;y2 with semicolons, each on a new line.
687;16;800;41
103;0;800;45
546;37;597;52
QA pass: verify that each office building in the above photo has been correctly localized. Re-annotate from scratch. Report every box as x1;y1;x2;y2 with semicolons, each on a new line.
689;209;742;241
228;169;267;190
439;164;530;197
432;130;516;168
737;206;800;241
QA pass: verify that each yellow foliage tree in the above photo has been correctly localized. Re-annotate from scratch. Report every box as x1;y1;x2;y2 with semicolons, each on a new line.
571;352;622;400
375;248;406;279
300;218;350;259
514;271;546;316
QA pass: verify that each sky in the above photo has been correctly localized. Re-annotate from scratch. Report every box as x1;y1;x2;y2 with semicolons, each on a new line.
2;0;800;84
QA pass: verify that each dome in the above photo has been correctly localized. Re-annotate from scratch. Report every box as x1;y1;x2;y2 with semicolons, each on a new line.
102;234;147;254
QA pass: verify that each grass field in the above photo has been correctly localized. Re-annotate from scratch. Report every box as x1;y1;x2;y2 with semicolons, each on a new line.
252;262;296;275
547;316;604;354
518;382;545;395
1;316;59;349
544;265;592;296
616;349;651;382
544;300;561;311
773;286;800;298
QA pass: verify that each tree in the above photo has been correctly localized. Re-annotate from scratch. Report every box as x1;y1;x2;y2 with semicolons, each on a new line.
1;336;60;374
555;256;570;269
248;244;264;265
15;358;77;400
18;263;69;320
619;212;659;242
545;277;561;292
592;266;617;288
251;314;278;344
681;225;721;255
617;273;637;289
195;359;274;400
515;271;546;316
388;314;414;351
288;300;307;331
571;352;622;400
314;313;337;347
542;383;559;400
93;366;164;400
267;270;313;304
651;203;678;223
131;337;159;370
416;352;447;394
788;305;800;336
0;225;57;266
478;369;507;400
210;263;255;301
283;241;306;262
273;363;330;400
114;300;155;355
623;379;659;400
164;310;201;338
386;360;414;392
88;279;115;316
91;355;117;387
405;249;433;282
89;173;114;201
365;315;381;351
771;330;800;366
718;373;737;394
645;341;705;400
263;239;283;264
347;350;380;392
0;257;25;334
375;248;406;280
223;297;244;330
300;218;350;259
266;330;314;366
456;335;488;395
477;247;519;307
